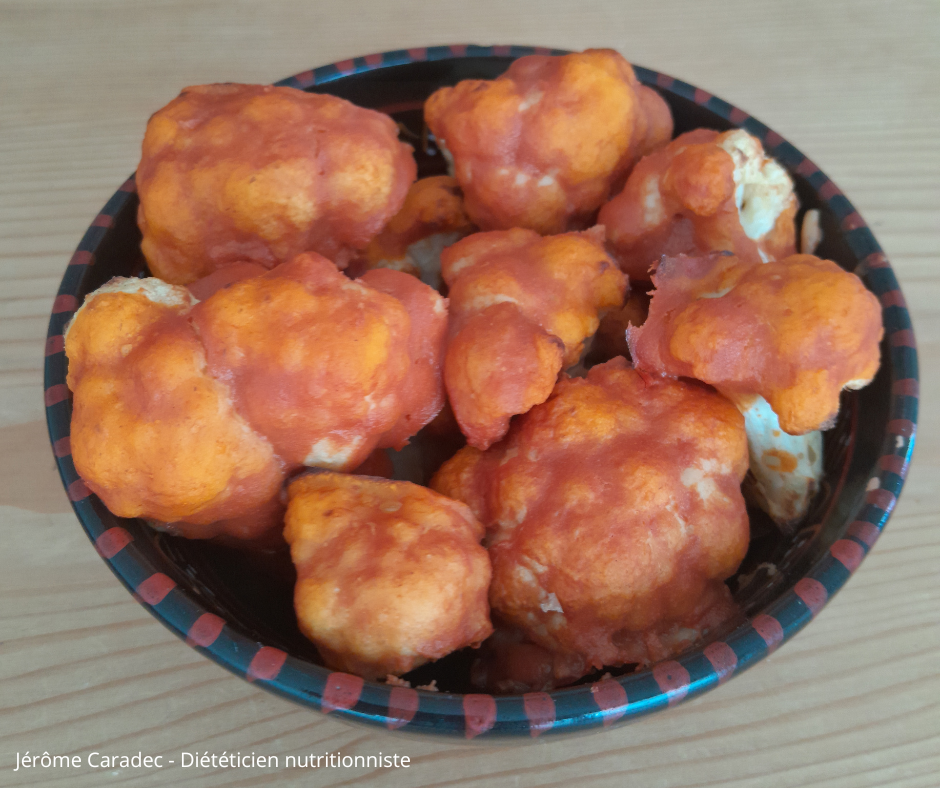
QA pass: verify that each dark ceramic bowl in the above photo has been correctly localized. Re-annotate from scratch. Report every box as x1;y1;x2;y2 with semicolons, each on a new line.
44;46;918;739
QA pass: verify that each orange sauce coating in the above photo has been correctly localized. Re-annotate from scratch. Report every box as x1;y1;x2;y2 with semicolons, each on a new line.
425;50;672;234
190;253;413;470
137;83;416;284
441;227;626;448
66;288;284;536
284;473;492;679
433;358;749;672
629;252;884;434
67;250;452;540
444;302;565;450
599;129;797;281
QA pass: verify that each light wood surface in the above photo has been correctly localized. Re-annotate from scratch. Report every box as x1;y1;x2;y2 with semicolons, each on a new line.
2;1;938;786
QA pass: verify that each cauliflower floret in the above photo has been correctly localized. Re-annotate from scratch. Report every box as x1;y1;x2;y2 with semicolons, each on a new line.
136;83;417;284
432;358;749;676
425;49;673;235
65;253;449;541
599;129;798;281
191;253;445;470
356;176;475;289
718;130;794;245
284;472;492;679
629;252;883;435
441;227;626;448
444;302;566;451
65;279;284;539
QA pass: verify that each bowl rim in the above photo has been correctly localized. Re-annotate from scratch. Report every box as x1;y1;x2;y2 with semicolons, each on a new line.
43;44;919;739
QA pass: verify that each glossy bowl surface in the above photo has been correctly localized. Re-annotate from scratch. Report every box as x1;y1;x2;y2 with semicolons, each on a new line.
44;45;918;739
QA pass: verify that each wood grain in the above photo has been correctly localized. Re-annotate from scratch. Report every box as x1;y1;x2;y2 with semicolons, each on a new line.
1;1;938;786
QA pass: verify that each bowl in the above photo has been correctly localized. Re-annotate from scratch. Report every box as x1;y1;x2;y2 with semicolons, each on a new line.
44;45;918;739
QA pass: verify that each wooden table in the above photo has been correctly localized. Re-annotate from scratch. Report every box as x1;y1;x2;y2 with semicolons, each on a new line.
2;1;938;786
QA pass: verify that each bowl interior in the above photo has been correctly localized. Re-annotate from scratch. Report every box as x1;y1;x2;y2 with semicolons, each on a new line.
45;49;914;735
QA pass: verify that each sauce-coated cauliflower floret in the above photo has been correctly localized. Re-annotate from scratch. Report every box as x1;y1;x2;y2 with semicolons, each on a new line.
356;176;475;289
629;252;884;435
441;227;626;449
64;279;284;539
137;83;417;284
425;49;673;235
444;302;566;452
191;253;446;470
599;129;797;281
284;472;493;679
65;251;449;541
432;358;749;677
